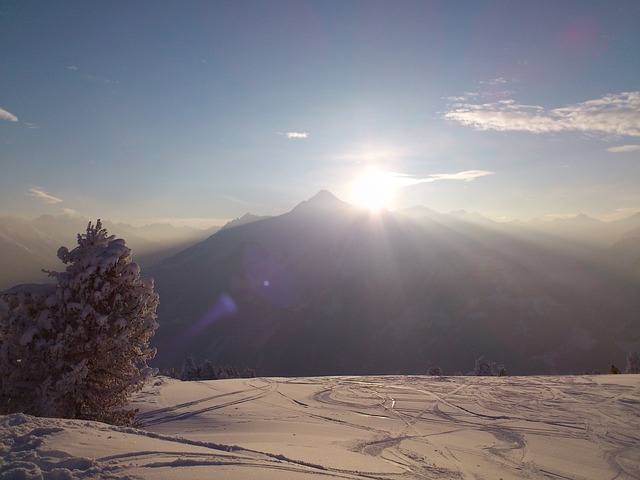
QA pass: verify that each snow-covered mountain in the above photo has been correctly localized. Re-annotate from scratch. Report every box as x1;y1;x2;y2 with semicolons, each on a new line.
148;191;640;376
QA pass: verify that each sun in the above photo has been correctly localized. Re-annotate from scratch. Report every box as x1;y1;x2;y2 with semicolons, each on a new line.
350;169;396;211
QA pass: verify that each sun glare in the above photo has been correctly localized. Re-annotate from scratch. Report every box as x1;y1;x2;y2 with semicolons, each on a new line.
351;170;396;211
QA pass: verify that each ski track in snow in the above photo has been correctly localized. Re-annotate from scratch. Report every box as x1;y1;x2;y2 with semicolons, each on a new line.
1;375;639;479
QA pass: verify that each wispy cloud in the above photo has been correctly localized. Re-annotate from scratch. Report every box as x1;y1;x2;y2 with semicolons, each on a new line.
85;74;113;84
607;144;640;153
282;131;309;139
59;208;83;218
479;76;508;85
0;107;18;122
24;122;39;129
28;187;63;204
66;65;115;84
444;91;640;137
445;92;481;102
425;170;495;182
602;207;640;221
392;170;495;186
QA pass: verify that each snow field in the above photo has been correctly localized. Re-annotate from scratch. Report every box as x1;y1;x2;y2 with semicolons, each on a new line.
1;374;639;479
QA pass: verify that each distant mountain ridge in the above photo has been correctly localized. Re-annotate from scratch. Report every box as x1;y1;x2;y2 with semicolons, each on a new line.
148;191;640;376
0;215;219;290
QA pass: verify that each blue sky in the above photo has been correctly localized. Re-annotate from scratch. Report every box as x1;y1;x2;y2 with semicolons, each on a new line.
1;1;639;227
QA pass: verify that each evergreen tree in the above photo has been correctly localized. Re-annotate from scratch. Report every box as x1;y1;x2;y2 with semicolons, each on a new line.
0;220;158;425
200;359;217;380
181;356;199;381
162;367;178;379
0;285;58;416
626;351;640;374
224;364;240;378
472;355;497;376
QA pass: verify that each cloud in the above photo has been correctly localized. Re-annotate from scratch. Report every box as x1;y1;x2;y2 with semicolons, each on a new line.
392;170;495;186
66;65;115;84
284;131;309;139
24;122;39;129
444;91;640;137
444;92;481;102
59;208;84;218
426;170;495;182
479;77;508;85
85;74;113;84
607;144;640;153
0;107;18;122
28;187;63;204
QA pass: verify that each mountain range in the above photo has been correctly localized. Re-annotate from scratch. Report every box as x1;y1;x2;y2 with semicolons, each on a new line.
0;214;218;290
146;191;640;376
3;194;639;375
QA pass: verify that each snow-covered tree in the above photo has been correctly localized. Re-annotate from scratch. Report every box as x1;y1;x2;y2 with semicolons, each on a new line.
200;359;217;380
181;356;199;381
161;367;179;379
0;284;58;416
626;351;640;374
0;220;158;425
472;355;497;376
223;364;240;379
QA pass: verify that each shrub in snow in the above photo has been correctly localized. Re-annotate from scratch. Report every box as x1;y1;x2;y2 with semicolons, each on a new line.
0;220;158;425
626;351;640;374
471;355;497;376
427;366;443;376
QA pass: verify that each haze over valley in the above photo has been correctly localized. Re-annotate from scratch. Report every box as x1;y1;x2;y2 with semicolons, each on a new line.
3;191;638;376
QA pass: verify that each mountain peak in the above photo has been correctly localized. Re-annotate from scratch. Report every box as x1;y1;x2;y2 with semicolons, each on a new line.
309;189;341;204
554;213;599;223
292;190;347;213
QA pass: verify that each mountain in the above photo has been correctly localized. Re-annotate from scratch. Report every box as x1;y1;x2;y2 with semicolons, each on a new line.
148;192;640;376
0;216;64;289
605;226;640;279
0;215;219;290
508;212;640;250
220;213;270;232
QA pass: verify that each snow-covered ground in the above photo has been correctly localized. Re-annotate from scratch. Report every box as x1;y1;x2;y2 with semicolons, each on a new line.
2;374;639;479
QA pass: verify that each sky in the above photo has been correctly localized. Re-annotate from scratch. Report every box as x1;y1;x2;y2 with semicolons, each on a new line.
1;1;639;228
